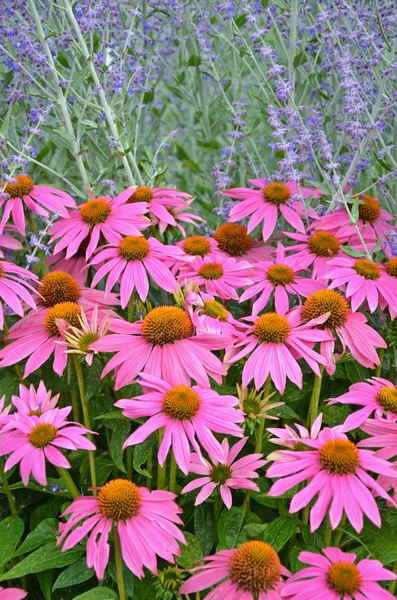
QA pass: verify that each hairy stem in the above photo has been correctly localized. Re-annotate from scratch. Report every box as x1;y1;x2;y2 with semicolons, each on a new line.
114;526;127;600
56;466;80;499
73;355;97;493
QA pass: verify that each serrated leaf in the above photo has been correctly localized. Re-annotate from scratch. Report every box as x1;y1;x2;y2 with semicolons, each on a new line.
176;532;202;569
0;517;24;566
52;557;94;590
73;588;118;600
262;516;296;551
14;518;58;558
218;507;261;550
0;542;83;581
194;504;216;556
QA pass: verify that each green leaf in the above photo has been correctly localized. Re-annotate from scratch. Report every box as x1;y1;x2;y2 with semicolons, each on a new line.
218;507;261;550
345;360;370;383
0;517;24;567
234;15;247;27
194;504;216;556
342;245;366;258
262;516;296;552
52;557;94;590
133;434;155;478
14;518;58;558
109;558;134;597
73;588;118;600
176;532;202;569
94;411;127;421
355;515;397;564
0;542;83;581
188;54;202;67
293;50;308;67
0;373;20;402
109;420;131;473
38;569;54;600
95;457;116;487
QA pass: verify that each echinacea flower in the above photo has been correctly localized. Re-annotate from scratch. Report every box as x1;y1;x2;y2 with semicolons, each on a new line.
0;260;38;328
181;437;266;507
328;377;397;431
49;194;150;259
176;255;253;301
152;197;204;235
190;293;241;336
224;178;322;241
0;396;11;429
116;372;244;473
46;237;91;286
326;256;397;314
90;305;231;389
58;306;112;365
358;418;397;502
285;230;347;279
0;229;22;259
0;174;76;235
300;289;386;374
227;310;332;393
0;407;95;486
58;479;186;580
89;236;180;307
267;414;324;451
240;243;324;314
179;540;289;599
0;587;27;600
267;427;397;532
213;223;274;263
11;381;59;416
281;547;397;600
174;235;221;264
236;384;283;424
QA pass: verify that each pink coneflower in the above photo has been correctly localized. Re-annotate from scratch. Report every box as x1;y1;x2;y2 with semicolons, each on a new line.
328;377;397;432
181;437;266;507
301;289;386;374
284;230;347;279
0;229;22;259
89;236;180;307
0;408;95;486
153;197;204;236
187;291;241;337
12;381;59;416
0;587;27;600
90;305;231;389
359;418;397;502
267;427;397;532
179;541;289;599
58;306;112;366
49;194;150;260
212;223;274;263
0;175;76;235
227;310;332;393
58;479;186;579
116;372;243;473
224;179;322;241
46;248;88;286
282;547;397;600
174;235;222;264
240;243;324;314
326;256;397;314
0;260;38;329
176;255;253;301
267;414;323;451
0;396;11;429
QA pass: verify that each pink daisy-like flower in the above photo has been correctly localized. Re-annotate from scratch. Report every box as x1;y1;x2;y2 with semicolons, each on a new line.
358;418;397;502
284;230;347;280
46;246;89;286
11;381;59;416
57;479;186;580
189;292;241;336
174;235;222;265
0;396;11;429
58;306;112;366
326;256;397;314
267;427;397;532
240;243;325;314
0;407;95;486
227;309;332;393
49;194;150;260
0;260;38;329
267;414;324;451
212;223;274;263
282;548;397;600
328;377;397;432
0;229;22;259
179;540;289;599
300;290;386;375
116;372;243;473
0;587;27;600
0;174;76;235
90;305;230;389
181;437;266;507
153;197;204;236
89;236;180;307
176;254;253;301
224;178;322;241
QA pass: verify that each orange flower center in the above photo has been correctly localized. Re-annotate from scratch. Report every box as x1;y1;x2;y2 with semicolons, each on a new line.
142;306;193;345
320;439;359;475
28;409;42;417
28;423;57;448
327;562;362;595
355;194;381;223
0;263;3;277
183;236;211;257
263;182;291;206
163;386;200;420
38;271;81;307
44;302;82;336
98;479;142;521
253;313;291;344
303;289;348;329
267;264;295;286
213;223;252;256
118;236;150;261
210;464;232;484
198;263;224;280
230;541;281;593
203;300;228;322
354;259;380;280
127;186;153;203
377;386;397;414
385;257;397;278
80;198;112;225
2;175;34;198
308;231;340;257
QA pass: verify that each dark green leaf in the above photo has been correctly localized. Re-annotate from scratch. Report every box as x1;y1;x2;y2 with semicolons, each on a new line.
218;507;261;550
0;542;84;581
53;557;94;590
188;54;201;67
110;420;131;472
176;532;202;569
14;518;58;558
194;504;216;555
38;569;54;600
73;588;118;600
0;517;24;566
262;516;296;552
293;50;308;67
133;434;154;478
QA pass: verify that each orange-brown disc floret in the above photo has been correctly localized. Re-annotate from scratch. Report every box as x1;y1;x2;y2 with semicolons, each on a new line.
263;182;291;206
319;439;359;475
127;186;153;203
142;306;194;345
183;236;211;257
203;300;229;321
98;479;142;521
44;302;82;336
28;424;57;448
162;386;200;420
327;562;362;595
355;194;381;223
354;259;381;280
303;290;349;329
198;263;224;280
118;236;150;261
377;387;397;414
308;231;340;258
80;198;112;225
253;313;291;344
229;541;281;593
38;271;81;307
2;174;34;198
267;264;295;286
213;223;252;256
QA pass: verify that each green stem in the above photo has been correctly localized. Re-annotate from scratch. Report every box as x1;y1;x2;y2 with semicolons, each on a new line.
306;367;324;428
127;292;135;323
0;459;17;516
56;467;80;499
388;560;397;594
70;388;80;423
24;209;38;236
375;347;385;377
114;526;127;600
324;517;332;547
169;453;177;494
126;446;132;481
301;505;309;526
157;429;167;490
146;445;153;490
73;355;97;493
254;376;271;454
333;513;347;547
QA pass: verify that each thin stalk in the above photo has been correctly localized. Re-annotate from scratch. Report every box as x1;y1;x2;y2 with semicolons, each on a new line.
306;367;324;428
114;527;127;600
169;453;177;494
255;376;271;454
73;355;97;493
70;388;80;422
288;0;298;104
126;446;132;481
375;347;385;377
388;560;397;594
157;429;167;490
146;445;153;490
333;513;347;547
324;517;333;547
127;292;135;323
0;459;17;517
56;466;80;499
